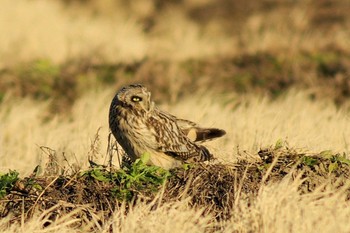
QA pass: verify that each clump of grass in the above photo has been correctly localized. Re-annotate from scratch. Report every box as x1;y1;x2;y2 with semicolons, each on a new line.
258;141;350;196
83;153;170;201
0;151;171;224
0;170;19;198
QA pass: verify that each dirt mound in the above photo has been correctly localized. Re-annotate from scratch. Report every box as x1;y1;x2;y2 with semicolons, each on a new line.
1;145;350;228
165;145;350;220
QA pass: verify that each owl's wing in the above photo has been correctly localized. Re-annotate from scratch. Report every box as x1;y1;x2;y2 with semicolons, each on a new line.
163;144;212;162
146;112;212;161
175;118;198;128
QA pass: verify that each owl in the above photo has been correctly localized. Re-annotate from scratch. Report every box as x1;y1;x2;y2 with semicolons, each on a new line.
109;84;226;169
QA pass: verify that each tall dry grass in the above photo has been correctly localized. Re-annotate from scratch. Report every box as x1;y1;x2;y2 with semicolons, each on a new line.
0;0;147;67
1;88;350;232
1;0;349;68
0;0;230;67
1;88;350;173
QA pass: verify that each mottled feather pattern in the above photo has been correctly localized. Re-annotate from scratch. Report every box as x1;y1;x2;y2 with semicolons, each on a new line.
109;84;226;169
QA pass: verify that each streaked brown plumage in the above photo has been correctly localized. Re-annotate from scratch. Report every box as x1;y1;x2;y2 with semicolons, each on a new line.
109;84;226;169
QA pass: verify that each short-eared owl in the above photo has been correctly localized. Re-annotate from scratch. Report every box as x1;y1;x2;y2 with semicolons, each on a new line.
109;84;226;169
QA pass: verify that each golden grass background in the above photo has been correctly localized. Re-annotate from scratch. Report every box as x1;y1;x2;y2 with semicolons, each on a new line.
1;0;349;66
1;0;350;232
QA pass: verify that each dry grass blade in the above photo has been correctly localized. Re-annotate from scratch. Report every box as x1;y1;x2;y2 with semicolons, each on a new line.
27;176;60;218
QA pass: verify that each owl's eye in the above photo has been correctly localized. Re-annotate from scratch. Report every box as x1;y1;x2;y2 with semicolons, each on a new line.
131;96;142;102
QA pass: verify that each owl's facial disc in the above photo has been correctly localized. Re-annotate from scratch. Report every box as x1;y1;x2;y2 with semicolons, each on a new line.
121;91;151;111
116;84;153;112
132;92;151;111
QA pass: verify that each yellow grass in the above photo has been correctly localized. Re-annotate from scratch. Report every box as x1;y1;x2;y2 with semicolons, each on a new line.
1;88;350;232
0;0;147;67
2;88;349;174
1;0;350;231
1;0;349;68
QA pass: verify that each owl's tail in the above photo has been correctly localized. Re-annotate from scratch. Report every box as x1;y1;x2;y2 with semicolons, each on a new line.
185;127;226;143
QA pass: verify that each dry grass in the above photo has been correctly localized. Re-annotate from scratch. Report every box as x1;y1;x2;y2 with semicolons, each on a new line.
227;177;350;233
2;88;349;174
1;169;350;233
1;88;350;232
1;0;350;111
0;0;147;67
1;0;350;232
0;0;349;68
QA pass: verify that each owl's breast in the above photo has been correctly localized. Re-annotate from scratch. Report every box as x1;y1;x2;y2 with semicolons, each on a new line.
111;107;158;159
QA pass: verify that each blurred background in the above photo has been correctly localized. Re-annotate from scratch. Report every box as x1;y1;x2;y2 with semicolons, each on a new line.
0;0;349;112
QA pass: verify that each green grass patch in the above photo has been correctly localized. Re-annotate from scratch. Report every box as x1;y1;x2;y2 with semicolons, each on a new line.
82;153;171;201
0;170;19;198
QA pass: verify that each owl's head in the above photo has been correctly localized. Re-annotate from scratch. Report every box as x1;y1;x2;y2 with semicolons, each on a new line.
114;84;153;112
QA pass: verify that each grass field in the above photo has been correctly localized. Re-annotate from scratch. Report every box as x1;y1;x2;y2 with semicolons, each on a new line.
1;0;350;232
